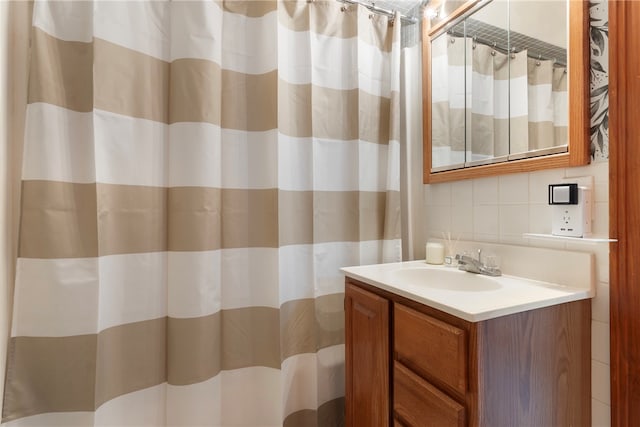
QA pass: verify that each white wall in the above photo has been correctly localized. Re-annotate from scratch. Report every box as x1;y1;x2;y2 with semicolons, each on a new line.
422;161;611;426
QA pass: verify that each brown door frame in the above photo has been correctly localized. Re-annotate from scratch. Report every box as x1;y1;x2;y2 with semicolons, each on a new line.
609;1;640;425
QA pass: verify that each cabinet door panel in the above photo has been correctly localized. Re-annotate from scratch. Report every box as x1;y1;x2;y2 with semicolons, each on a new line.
394;362;466;427
394;303;467;398
345;282;390;427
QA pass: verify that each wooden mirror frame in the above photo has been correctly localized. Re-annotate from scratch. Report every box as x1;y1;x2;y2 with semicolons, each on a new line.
423;0;590;184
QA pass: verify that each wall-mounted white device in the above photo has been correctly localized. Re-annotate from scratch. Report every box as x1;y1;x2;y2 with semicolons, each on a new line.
549;183;592;237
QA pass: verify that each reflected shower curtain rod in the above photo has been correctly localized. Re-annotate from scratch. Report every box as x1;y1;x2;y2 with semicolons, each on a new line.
335;0;419;24
447;30;567;68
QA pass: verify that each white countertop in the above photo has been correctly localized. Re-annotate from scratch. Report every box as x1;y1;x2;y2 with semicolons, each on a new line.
341;260;594;322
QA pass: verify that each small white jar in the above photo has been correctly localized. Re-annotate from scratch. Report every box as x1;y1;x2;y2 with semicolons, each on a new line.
425;241;445;265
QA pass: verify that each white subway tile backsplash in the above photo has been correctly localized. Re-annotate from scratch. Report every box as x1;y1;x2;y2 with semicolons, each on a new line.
424;183;451;206
472;233;500;243
472;177;498;205
499;174;529;204
594;175;609;203
451;206;474;236
592;398;611;427
592;281;610;323
593;202;609;236
592;320;611;364
425;205;452;237
499;204;529;235
473;205;499;238
528;204;553;235
451;180;473;207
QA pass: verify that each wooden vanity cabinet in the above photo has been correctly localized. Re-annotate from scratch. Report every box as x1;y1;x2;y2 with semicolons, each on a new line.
345;278;591;427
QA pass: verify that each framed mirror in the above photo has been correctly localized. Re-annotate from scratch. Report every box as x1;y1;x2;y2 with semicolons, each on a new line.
423;0;589;183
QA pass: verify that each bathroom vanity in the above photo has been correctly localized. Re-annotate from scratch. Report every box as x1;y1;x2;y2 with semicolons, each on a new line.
343;256;593;427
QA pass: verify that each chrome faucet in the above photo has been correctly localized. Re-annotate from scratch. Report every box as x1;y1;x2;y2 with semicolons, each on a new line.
455;249;502;277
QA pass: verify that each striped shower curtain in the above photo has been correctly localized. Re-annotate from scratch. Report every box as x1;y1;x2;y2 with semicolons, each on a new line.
1;1;401;426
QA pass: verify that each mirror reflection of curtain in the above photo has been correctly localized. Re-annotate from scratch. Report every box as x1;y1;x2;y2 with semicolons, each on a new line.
469;44;509;160
508;50;530;154
525;57;568;150
469;47;568;157
431;35;468;168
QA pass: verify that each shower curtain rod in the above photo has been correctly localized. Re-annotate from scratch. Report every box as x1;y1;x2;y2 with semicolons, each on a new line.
448;31;567;68
335;0;419;24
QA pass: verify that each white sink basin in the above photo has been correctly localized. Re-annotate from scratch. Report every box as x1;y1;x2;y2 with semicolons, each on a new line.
391;267;502;292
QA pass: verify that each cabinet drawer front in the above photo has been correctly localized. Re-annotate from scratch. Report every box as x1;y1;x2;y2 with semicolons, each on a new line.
394;362;466;427
394;304;467;396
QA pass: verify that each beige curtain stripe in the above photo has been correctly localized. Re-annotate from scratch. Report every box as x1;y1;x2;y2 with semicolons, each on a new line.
20;183;398;258
555;127;568;146
278;81;312;137
494;118;509;157
283;397;346;427
167;312;222;386
2;335;98;421
94;38;169;123
95;317;167;407
279;81;392;143
278;189;313;246
220;187;279;248
528;121;555;150
4;299;345;417
431;101;450;148
216;0;276;18
28;28;93;112
312;191;398;243
167;187;222;252
221;69;278;131
470;114;495;156
527;58;553;85
311;1;357;40
278;1;309;32
390;90;400;142
19;181;98;259
510;116;529;154
495;51;510;80
449;107;466;152
218;306;281;371
360;89;392;144
97;184;167;256
310;86;359;141
383;190;401;240
359;8;394;53
281;294;345;360
170;58;222;125
30;29;278;130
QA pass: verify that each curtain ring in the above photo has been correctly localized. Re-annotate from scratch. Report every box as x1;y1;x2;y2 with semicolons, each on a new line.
536;54;542;66
340;5;346;12
450;37;455;44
